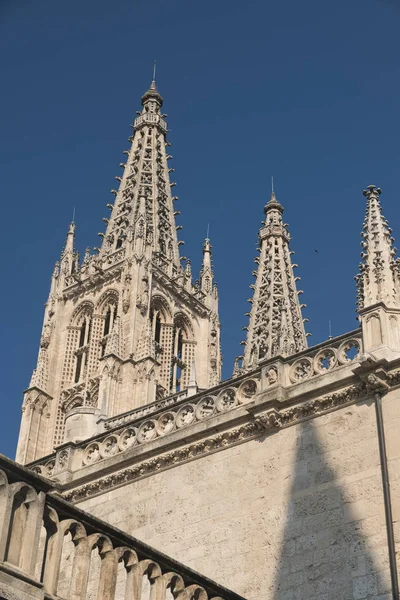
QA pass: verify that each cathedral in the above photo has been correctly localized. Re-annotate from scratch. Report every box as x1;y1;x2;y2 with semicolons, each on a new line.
1;79;400;600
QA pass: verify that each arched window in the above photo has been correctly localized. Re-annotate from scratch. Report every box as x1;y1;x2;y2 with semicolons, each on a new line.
75;314;92;384
171;321;189;393
150;309;162;345
78;320;86;348
104;308;112;337
99;299;118;358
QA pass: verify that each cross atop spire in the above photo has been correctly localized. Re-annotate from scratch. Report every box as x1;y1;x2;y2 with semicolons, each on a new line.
242;191;308;368
355;185;400;311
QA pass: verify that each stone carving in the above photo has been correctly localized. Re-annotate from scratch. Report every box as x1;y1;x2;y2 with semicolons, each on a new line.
258;382;367;431
290;358;313;382
266;367;278;385
216;389;237;412
63;420;265;503
84;443;100;465
45;460;55;477
239;379;258;401
338;338;361;363
289;336;361;383
156;412;175;435
118;427;137;449
102;436;119;457
57;449;69;470
176;404;195;428
137;420;157;443
196;397;215;419
314;348;337;374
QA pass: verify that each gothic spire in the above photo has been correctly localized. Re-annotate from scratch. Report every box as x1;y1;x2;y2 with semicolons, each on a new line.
242;191;308;368
99;80;182;272
355;185;400;311
63;221;75;255
200;237;214;294
59;221;78;281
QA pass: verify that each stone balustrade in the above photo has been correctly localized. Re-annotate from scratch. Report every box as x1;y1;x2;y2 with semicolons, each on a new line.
28;330;363;480
134;113;167;132
284;329;362;384
104;389;189;431
0;455;245;600
30;371;262;477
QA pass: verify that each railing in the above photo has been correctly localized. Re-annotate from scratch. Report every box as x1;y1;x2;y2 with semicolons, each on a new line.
29;370;263;476
0;455;245;600
104;389;189;430
284;329;362;384
134;113;167;132
28;330;363;478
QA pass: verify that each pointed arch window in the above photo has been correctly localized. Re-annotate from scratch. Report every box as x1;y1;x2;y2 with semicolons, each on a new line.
104;308;112;337
171;326;186;393
150;309;162;345
100;301;118;358
74;314;92;383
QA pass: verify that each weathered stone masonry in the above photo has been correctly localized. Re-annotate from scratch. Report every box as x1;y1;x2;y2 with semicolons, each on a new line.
6;79;400;600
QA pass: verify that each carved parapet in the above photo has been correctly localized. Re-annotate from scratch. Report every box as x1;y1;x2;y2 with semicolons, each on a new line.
285;330;362;386
0;456;244;600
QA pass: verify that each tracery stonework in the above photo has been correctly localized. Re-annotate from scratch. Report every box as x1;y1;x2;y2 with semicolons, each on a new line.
16;80;221;464
11;76;400;600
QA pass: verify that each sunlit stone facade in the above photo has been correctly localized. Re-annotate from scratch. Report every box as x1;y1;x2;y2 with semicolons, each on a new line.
7;83;400;600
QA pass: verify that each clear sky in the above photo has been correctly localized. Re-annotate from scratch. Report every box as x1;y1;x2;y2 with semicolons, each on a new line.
1;0;399;458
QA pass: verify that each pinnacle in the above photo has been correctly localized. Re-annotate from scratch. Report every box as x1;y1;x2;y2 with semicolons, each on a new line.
356;185;400;311
141;79;163;106
363;185;382;199
242;196;307;368
264;191;283;213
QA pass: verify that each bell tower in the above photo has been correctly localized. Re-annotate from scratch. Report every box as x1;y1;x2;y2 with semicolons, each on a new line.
16;80;221;464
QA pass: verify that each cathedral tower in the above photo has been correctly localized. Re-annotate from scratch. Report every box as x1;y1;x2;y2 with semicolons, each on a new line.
16;80;221;464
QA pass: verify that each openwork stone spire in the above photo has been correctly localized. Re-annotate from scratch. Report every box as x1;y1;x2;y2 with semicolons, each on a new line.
355;185;400;311
242;192;307;368
99;79;182;271
17;79;222;464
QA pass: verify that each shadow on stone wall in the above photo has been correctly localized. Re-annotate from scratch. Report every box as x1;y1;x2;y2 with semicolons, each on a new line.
271;417;391;600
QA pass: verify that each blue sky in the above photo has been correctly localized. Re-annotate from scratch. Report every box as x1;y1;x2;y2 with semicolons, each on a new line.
1;0;399;458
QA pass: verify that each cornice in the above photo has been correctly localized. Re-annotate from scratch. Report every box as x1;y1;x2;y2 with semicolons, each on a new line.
60;379;369;504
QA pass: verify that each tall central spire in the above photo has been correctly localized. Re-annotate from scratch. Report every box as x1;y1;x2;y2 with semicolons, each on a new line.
16;79;223;463
99;79;181;273
242;192;308;368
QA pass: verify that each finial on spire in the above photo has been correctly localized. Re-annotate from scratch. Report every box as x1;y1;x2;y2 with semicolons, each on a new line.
72;206;76;224
271;176;274;194
206;223;210;240
363;185;382;199
141;72;163;106
265;187;283;213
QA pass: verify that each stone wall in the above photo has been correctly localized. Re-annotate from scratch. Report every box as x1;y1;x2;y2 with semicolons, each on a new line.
0;456;241;600
77;395;397;600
